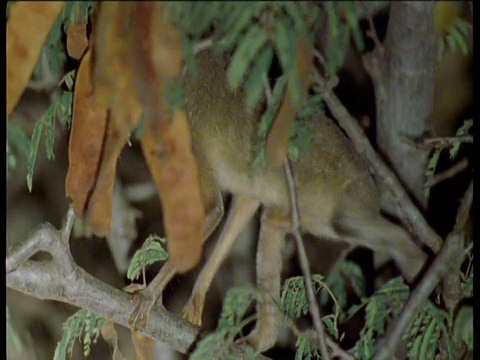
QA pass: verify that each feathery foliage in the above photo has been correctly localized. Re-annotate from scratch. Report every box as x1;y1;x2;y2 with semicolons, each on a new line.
126;235;169;281
53;309;106;360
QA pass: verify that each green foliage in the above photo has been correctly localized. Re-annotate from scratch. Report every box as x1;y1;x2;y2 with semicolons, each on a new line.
452;306;473;352
126;235;169;281
462;274;473;298
404;301;453;360
54;309;106;360
350;277;410;359
450;118;472;160
323;2;364;76
281;273;340;356
7;306;23;352
322;260;366;321
168;2;362;168
25;90;74;192
281;274;326;319
295;335;320;360
425;118;473;199
439;17;472;59
191;285;259;360
425;147;441;200
7;122;31;173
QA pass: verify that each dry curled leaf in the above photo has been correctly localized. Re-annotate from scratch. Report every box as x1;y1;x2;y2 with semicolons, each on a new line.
66;23;88;60
7;1;65;117
131;330;154;360
141;110;205;273
128;2;184;132
266;38;313;166
66;50;142;237
66;50;108;220
101;320;126;360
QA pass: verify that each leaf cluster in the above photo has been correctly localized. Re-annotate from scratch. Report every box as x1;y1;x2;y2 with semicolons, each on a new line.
53;309;105;360
126;234;169;281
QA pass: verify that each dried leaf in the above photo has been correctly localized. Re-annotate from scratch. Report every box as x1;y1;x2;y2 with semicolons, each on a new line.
101;320;126;360
131;330;154;360
140;110;205;273
7;1;65;117
66;50;142;237
91;2;135;108
66;50;108;219
67;23;88;60
128;2;184;132
266;38;313;166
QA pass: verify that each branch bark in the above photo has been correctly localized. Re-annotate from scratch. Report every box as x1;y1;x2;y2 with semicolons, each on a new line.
372;181;472;360
6;210;270;359
363;2;440;210
315;70;443;254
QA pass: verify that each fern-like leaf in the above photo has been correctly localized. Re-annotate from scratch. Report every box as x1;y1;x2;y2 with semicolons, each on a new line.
126;235;169;281
54;309;106;360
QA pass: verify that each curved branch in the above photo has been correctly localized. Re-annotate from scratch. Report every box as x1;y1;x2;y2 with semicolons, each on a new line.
6;212;271;359
314;69;443;254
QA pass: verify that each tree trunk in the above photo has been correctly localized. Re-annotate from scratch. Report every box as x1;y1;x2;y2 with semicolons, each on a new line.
367;2;439;210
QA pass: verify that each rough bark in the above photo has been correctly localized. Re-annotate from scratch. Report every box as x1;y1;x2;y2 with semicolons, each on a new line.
365;1;439;210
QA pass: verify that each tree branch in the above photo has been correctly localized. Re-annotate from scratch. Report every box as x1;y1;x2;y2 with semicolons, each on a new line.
372;181;472;360
6;210;270;359
364;2;439;210
283;159;331;360
314;69;443;254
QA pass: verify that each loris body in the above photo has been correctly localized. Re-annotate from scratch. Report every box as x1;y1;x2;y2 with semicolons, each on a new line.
130;51;427;353
184;52;425;280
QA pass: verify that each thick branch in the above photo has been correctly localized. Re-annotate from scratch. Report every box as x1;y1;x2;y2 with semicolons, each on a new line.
364;2;439;209
372;181;472;360
315;70;443;253
6;214;270;359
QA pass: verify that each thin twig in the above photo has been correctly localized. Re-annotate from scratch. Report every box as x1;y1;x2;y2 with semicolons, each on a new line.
405;135;473;150
373;181;473;360
283;159;331;360
425;157;469;188
313;69;444;254
365;9;385;55
193;38;213;54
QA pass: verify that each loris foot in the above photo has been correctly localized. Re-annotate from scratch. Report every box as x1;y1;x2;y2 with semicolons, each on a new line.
243;326;277;353
183;291;206;326
127;287;159;330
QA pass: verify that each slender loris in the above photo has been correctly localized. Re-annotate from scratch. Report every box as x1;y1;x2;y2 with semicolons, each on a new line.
130;50;427;352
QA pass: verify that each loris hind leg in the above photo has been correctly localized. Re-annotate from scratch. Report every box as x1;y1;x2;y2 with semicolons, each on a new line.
128;184;224;329
244;207;287;353
331;212;428;282
183;196;260;326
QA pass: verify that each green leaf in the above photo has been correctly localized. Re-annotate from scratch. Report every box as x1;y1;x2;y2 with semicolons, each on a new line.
218;285;258;330
226;24;269;91
127;235;169;281
244;47;273;113
182;35;199;77
7;122;31;157
463;274;473;298
26;116;45;192
7;307;23;352
339;2;364;51
54;309;105;360
59;91;73;127
453;306;473;351
295;335;320;360
449;26;468;55
450;119;473;160
43;102;58;161
283;2;309;38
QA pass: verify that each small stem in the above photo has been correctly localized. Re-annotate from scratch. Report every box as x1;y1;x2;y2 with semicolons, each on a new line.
283;159;331;360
